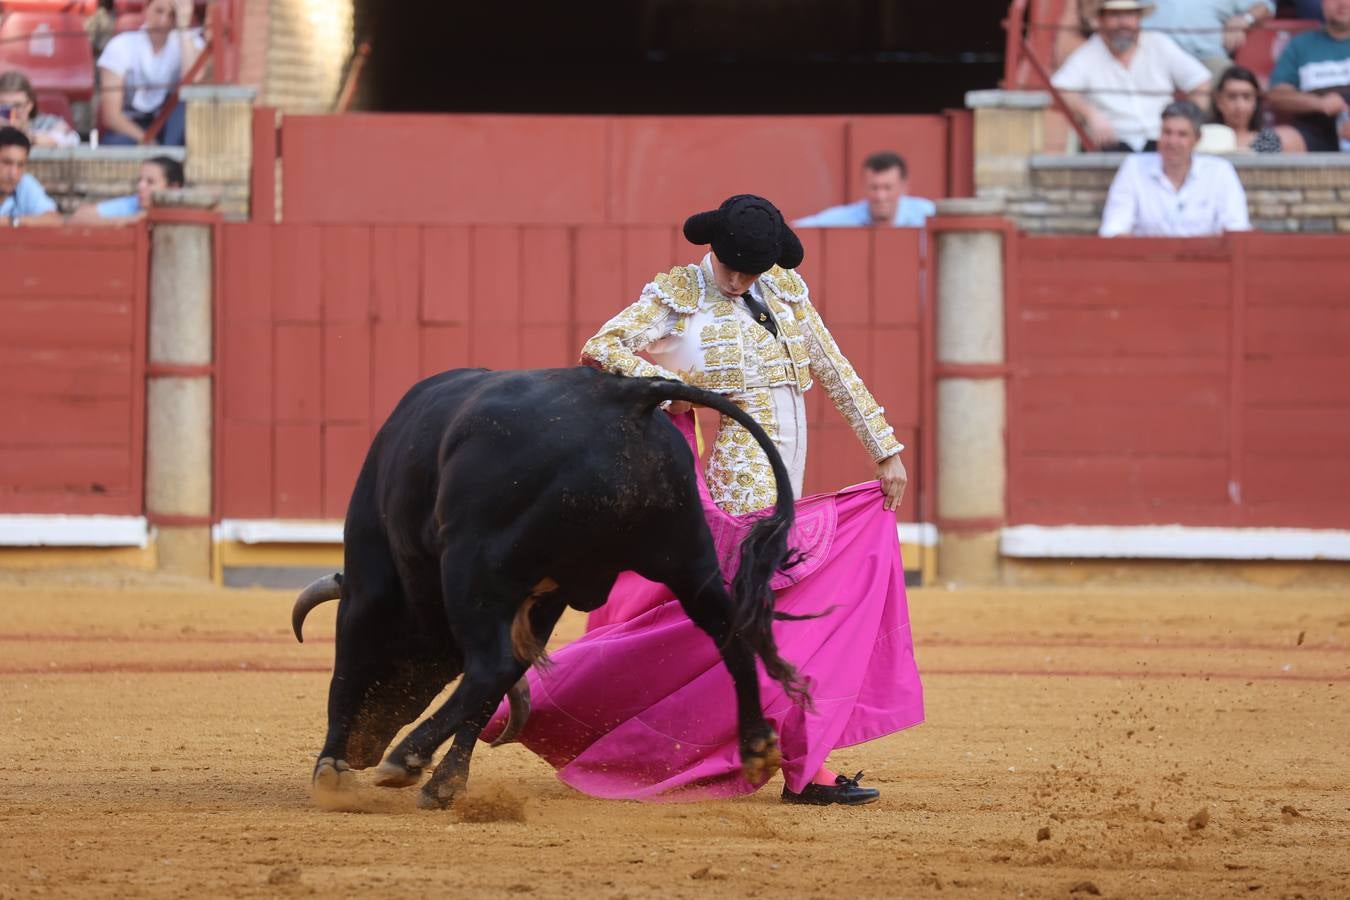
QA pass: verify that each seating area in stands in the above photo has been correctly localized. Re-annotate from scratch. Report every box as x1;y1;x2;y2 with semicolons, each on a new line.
0;0;214;138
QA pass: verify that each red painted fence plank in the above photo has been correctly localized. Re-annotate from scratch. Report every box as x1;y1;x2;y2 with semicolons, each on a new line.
0;229;145;516
1007;233;1350;529
217;221;931;524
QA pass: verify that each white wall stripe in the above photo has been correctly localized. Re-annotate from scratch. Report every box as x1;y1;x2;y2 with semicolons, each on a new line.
214;520;941;548
1001;525;1350;561
213;520;343;545
0;516;150;548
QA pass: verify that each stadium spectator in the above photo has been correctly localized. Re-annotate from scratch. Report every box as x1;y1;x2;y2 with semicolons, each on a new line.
1211;64;1307;150
1052;0;1213;151
1145;1;1276;79
1099;100;1251;235
793;151;936;227
1267;0;1350;151
0;127;61;227
68;156;185;225
97;0;202;146
0;71;79;149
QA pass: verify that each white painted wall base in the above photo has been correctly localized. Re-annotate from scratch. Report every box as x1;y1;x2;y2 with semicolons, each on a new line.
900;523;938;547
214;520;939;548
0;516;150;548
213;520;343;545
1001;525;1350;561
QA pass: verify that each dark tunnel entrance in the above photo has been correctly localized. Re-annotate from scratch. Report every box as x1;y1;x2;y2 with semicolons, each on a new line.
350;0;1010;114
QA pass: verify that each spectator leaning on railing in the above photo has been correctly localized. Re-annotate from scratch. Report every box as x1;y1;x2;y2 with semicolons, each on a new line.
1099;100;1251;236
0;127;62;228
68;155;184;225
0;71;79;149
1052;0;1213;151
793;151;936;228
1144;1;1276;80
1267;0;1350;152
97;0;202;146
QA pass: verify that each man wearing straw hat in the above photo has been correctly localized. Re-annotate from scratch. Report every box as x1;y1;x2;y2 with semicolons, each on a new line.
1052;0;1213;151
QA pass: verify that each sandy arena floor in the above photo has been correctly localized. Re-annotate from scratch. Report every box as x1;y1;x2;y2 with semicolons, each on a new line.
0;578;1346;899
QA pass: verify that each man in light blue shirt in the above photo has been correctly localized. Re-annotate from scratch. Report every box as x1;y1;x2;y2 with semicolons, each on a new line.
0;126;61;227
794;151;937;228
1145;0;1276;77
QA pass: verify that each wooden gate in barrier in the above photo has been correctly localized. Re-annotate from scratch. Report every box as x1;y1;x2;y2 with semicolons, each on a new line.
0;228;149;516
216;223;932;528
1006;232;1350;529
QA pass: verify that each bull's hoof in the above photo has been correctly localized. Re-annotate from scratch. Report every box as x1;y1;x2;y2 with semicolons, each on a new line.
740;730;782;786
372;755;426;789
312;757;356;796
416;787;455;810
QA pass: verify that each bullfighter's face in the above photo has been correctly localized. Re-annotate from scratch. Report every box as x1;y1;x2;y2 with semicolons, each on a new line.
710;255;760;299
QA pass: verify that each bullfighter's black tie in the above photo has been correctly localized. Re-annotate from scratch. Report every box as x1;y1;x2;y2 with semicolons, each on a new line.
740;292;778;337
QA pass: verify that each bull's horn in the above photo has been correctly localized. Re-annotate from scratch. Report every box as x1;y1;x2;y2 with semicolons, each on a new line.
291;572;342;643
489;677;531;747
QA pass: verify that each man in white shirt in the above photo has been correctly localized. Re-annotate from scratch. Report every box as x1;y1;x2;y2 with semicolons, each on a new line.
1099;100;1251;237
97;0;202;145
1052;0;1213;151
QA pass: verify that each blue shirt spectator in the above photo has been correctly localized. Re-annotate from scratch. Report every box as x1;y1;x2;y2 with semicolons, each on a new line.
794;151;936;228
95;195;142;218
795;196;937;228
1144;1;1276;76
0;126;60;226
70;155;185;225
0;172;56;222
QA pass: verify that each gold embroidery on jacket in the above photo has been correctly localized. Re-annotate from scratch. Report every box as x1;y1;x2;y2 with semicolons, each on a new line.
795;297;902;461
705;388;781;515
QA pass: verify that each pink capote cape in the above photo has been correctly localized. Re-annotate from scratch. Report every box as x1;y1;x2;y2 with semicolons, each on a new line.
480;412;924;799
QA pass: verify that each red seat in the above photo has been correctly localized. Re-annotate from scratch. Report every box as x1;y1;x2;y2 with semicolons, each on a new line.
1234;18;1320;89
113;10;141;32
33;88;73;127
0;11;95;100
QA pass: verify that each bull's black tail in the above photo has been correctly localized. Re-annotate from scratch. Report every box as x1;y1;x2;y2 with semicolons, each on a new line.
632;376;810;707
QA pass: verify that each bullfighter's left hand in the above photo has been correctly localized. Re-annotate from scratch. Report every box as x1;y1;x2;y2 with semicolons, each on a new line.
876;454;907;512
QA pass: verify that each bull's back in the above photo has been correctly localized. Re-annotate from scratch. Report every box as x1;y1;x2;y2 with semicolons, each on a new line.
355;367;695;552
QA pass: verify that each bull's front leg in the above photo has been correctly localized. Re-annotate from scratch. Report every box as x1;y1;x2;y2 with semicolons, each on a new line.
667;571;781;786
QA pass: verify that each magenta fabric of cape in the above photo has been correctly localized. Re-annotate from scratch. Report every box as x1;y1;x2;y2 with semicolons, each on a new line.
481;413;924;800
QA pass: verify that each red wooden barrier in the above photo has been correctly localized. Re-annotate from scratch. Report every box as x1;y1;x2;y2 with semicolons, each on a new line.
216;223;930;525
1007;232;1350;529
275;114;953;226
0;228;148;515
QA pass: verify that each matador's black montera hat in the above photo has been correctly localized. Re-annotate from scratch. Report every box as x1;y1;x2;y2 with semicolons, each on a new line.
683;194;804;275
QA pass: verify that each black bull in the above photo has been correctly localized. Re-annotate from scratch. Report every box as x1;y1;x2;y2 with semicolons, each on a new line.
291;366;810;809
